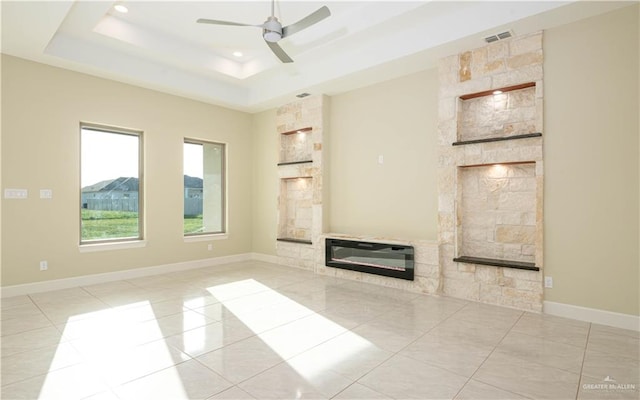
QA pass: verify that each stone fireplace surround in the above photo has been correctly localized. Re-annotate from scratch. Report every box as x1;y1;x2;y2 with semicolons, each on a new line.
275;31;544;312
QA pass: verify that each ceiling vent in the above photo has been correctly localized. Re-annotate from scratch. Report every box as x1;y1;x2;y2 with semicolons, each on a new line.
484;30;513;43
296;92;311;98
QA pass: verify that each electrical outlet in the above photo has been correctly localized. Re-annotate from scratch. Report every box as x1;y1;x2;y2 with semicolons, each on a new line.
544;276;553;288
207;244;213;251
40;261;48;271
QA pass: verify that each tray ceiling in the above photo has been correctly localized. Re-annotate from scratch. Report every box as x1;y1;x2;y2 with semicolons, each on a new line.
1;1;630;112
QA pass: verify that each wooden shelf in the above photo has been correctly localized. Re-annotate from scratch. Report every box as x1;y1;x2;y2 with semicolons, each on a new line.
453;256;538;271
459;82;536;100
277;160;313;166
280;127;312;135
277;238;312;245
453;132;542;146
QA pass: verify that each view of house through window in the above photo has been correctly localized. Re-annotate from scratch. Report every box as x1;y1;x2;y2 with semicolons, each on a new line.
184;140;225;235
80;124;142;243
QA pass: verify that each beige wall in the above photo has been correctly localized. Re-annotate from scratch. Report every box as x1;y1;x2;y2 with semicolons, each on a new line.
328;69;439;240
250;109;278;255
544;5;639;315
248;71;440;252
1;55;253;286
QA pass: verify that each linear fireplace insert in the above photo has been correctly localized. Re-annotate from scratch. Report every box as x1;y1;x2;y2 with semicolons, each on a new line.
325;238;414;280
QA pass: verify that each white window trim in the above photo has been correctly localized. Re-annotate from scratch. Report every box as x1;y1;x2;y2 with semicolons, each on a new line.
183;233;229;243
183;138;227;237
79;240;147;253
80;122;144;245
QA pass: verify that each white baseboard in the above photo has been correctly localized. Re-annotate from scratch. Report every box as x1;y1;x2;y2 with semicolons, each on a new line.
544;301;640;332
250;252;280;264
1;253;252;298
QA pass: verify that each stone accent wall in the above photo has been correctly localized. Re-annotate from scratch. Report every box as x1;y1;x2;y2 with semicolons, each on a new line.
276;96;328;270
438;32;544;311
270;34;545;310
315;233;441;295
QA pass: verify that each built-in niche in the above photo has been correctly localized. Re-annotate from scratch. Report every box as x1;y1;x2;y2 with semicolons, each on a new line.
277;176;313;244
278;127;313;165
454;162;538;271
455;83;541;145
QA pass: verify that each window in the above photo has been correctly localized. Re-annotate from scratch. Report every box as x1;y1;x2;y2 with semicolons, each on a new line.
183;139;225;235
80;124;143;243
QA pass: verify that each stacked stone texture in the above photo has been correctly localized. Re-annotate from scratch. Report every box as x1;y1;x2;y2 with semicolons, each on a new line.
438;32;545;311
280;130;313;163
281;177;312;241
458;87;537;141
276;96;326;270
459;164;536;262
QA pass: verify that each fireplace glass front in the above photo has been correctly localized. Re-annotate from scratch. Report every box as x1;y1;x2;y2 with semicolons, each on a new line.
325;238;414;280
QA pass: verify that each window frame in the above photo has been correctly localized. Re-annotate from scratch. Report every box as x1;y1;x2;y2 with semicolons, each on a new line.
183;138;227;237
79;122;144;245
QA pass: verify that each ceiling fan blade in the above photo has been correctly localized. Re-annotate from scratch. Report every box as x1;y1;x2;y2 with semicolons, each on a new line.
282;6;330;38
196;18;260;28
265;40;293;63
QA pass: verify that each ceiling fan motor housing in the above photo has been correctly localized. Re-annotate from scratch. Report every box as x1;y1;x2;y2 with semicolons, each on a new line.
196;4;330;63
263;16;282;42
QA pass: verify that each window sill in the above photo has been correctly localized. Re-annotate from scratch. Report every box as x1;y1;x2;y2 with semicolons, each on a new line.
79;240;147;253
184;233;228;243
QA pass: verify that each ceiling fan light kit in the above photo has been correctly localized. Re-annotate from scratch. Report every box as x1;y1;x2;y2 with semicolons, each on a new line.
197;0;331;63
263;17;283;43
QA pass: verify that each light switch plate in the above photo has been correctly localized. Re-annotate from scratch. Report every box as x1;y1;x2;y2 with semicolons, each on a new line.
40;189;53;199
4;189;28;199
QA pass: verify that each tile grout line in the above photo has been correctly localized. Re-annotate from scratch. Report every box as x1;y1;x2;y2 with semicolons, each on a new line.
333;380;391;400
509;323;591;351
353;300;481;399
25;293;63;335
322;297;472;398
451;309;531;400
574;323;592;400
390;297;469;357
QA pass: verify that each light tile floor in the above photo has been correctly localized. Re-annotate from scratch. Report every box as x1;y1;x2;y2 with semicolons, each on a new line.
1;261;638;400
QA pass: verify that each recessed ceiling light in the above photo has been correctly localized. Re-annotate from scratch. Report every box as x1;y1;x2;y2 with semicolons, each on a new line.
114;3;128;13
232;51;243;58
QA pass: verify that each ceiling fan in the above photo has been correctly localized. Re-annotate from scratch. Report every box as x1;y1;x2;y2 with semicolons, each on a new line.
197;0;331;63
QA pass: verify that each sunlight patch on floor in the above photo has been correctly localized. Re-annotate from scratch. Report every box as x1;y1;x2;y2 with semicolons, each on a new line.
42;301;190;399
206;279;373;380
